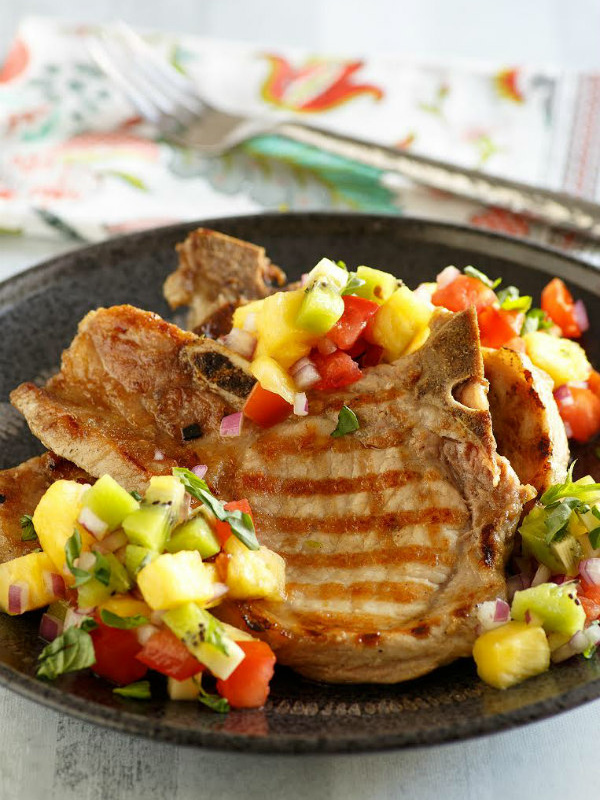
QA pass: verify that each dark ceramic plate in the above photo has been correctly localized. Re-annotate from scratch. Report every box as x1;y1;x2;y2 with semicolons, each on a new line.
2;213;600;755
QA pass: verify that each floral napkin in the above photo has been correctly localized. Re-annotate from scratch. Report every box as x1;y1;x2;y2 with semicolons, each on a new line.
1;15;600;265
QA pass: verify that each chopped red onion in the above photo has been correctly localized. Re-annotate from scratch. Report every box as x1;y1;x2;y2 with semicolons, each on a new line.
77;506;108;540
317;337;337;356
64;607;94;630
8;583;28;615
573;300;589;333
208;583;229;604
554;385;574;405
219;328;257;360
551;629;589;663
579;558;600;586
43;571;66;598
413;283;435;303
436;265;461;289
39;613;63;642
293;361;321;391
531;564;552;587
76;551;96;572
220;411;243;437
192;464;208;479
300;273;310;287
137;624;159;646
290;356;312;376
92;530;128;555
293;392;309;416
476;599;510;631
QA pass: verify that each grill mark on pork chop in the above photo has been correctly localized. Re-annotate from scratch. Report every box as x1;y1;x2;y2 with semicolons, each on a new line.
279;545;453;570
258;508;469;535
238;468;424;496
287;580;434;605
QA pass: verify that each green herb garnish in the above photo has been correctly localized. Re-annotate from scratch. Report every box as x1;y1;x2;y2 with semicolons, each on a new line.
342;272;366;296
173;468;258;551
20;514;38;542
521;308;553;335
496;285;532;313
331;405;360;438
100;609;149;629
113;680;152;699
197;677;230;713
464;266;501;289
36;627;96;680
541;463;600;506
64;531;112;587
588;528;600;550
130;490;143;501
80;617;99;632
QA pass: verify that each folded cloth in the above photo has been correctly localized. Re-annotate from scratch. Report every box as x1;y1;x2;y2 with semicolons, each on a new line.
1;16;600;265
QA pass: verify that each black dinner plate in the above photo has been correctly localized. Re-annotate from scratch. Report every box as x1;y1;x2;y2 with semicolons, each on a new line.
2;212;600;755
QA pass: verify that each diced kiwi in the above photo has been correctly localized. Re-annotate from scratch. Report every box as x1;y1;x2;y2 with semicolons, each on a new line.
122;504;172;552
305;258;348;292
354;265;398;304
519;505;582;576
82;475;140;531
166;514;220;559
76;553;130;609
144;476;186;519
296;282;344;334
125;544;157;579
511;582;585;636
106;553;131;594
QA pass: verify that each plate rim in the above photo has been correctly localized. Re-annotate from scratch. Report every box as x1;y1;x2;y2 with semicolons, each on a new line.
2;211;600;755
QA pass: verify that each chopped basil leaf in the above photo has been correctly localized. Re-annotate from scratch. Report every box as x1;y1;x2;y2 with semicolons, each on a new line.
130;490;143;502
36;626;96;680
113;680;151;699
197;677;229;713
342;272;366;296
173;468;259;551
593;506;600;521
331;405;360;438
541;464;600;506
20;514;38;542
521;308;553;335
464;266;501;289
544;499;579;544
100;609;149;629
65;530;91;587
80;617;98;632
496;286;532;313
588;528;600;549
93;552;111;587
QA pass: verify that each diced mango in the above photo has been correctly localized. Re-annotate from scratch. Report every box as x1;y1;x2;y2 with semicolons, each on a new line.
0;551;64;614
32;480;93;578
137;551;217;610
224;536;286;601
365;286;433;362
99;595;151;618
250;355;296;404
473;621;550;689
252;290;320;369
523;332;591;387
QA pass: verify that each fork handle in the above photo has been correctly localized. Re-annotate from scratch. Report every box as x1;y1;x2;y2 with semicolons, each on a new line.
277;121;600;240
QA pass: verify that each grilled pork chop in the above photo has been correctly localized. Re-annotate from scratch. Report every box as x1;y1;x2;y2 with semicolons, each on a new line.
164;228;287;336
10;304;531;683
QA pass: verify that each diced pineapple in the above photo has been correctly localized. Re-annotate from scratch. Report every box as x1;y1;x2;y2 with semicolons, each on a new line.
232;298;266;331
404;325;431;355
224;536;286;601
168;675;201;700
99;594;151;618
354;266;398;305
137;551;217;610
252;290;320;369
365;286;433;362
0;551;64;614
32;480;93;578
472;621;550;689
523;332;591;387
250;355;296;404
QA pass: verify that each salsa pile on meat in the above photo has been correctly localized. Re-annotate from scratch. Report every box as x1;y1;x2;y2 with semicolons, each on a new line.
2;228;600;707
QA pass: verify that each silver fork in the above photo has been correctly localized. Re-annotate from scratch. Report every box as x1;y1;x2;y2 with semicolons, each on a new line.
88;23;600;240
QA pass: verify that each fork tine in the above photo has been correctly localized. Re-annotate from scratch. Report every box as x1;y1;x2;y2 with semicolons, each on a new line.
87;36;164;124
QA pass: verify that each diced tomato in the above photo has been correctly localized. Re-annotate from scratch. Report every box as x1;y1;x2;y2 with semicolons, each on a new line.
431;275;497;313
477;306;525;349
243;383;292;428
136;628;204;680
311;349;362;391
215;499;253;547
327;296;379;351
579;596;600;623
580;582;600;604
541;278;583;338
358;343;383;368
589;370;600;398
555;385;600;443
90;620;148;686
215;640;276;709
345;337;368;359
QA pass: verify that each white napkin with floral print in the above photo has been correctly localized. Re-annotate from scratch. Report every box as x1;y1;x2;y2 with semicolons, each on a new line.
1;15;600;265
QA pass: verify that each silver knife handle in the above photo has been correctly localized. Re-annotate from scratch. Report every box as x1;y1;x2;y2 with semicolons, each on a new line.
278;121;600;240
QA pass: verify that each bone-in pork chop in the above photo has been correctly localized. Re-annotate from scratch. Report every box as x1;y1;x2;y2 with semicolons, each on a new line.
11;305;531;683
